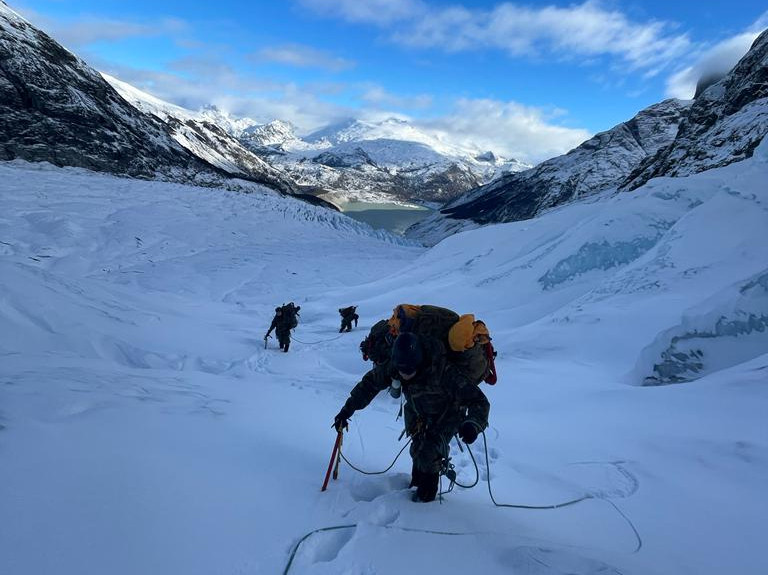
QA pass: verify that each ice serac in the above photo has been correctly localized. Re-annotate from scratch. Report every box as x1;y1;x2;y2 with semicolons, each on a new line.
623;28;768;190
408;99;690;244
0;4;293;193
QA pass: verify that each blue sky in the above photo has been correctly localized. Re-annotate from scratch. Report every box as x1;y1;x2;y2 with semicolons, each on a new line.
13;0;768;162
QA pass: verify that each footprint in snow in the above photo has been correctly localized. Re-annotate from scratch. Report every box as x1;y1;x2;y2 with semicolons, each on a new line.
349;473;409;503
500;546;623;575
366;504;400;527
300;525;356;565
568;460;639;499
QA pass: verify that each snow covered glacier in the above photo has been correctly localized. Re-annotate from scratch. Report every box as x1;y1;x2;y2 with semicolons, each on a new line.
1;128;766;574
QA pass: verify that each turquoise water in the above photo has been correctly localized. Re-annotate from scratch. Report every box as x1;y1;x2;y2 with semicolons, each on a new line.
340;201;433;235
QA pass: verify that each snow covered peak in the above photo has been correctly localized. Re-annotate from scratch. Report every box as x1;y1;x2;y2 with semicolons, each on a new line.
196;106;261;137
305;117;471;158
241;120;299;148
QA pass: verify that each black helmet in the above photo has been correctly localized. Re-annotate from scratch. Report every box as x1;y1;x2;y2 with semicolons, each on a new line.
391;333;423;375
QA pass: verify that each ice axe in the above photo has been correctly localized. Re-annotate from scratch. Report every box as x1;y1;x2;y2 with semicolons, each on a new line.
264;334;271;349
321;430;344;491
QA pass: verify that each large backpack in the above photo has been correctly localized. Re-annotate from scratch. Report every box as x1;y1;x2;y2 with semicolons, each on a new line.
281;302;300;329
359;319;393;364
387;304;498;385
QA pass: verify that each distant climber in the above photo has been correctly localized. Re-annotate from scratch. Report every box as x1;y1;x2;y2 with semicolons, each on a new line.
334;331;490;502
265;302;300;352
339;306;359;333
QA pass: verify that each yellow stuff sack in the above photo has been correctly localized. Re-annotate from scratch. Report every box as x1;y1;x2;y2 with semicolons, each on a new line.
448;316;491;351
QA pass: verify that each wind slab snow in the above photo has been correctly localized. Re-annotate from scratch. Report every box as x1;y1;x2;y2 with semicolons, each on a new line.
1;138;767;574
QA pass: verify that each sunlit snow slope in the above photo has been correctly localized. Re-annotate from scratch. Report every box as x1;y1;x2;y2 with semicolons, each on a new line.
1;144;766;575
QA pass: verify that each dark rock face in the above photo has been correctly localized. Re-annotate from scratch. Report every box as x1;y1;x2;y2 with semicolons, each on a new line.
0;5;198;176
440;99;690;225
694;72;727;98
411;163;482;204
313;147;377;169
0;4;294;194
623;29;768;190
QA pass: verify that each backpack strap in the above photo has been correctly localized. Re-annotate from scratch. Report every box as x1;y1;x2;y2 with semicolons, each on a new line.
483;341;498;385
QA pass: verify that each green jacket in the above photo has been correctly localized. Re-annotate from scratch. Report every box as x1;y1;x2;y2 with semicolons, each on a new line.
341;336;490;433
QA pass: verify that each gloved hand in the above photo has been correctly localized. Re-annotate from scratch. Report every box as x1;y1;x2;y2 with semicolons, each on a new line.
333;407;352;432
458;421;479;445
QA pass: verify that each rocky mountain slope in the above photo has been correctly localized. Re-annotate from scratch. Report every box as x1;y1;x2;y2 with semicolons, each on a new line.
0;3;293;194
102;74;293;193
410;28;768;245
408;98;690;242
623;28;768;189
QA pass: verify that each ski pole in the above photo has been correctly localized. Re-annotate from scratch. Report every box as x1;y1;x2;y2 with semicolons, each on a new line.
321;431;343;492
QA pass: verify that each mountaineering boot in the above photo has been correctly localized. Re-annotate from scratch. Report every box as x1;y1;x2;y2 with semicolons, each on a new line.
409;462;422;488
414;472;439;502
283;341;290;352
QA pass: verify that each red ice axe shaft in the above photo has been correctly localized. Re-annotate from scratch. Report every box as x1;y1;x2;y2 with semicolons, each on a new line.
321;431;343;491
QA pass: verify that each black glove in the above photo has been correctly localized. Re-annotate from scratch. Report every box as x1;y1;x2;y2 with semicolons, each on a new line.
333;407;352;432
458;421;479;445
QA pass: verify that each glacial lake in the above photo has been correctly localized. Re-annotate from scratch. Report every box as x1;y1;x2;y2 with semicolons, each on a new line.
339;201;433;235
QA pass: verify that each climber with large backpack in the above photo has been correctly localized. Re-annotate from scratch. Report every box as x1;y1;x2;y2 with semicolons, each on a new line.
335;329;490;502
338;305;359;333
265;302;300;352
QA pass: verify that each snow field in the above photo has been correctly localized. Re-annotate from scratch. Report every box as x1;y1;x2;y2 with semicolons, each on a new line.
1;148;767;574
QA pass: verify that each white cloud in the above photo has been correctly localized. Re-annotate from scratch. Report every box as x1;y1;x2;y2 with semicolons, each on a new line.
254;44;355;72
360;85;433;109
417;98;591;163
302;0;691;72
665;12;768;99
297;0;423;26
103;63;350;132
13;6;189;49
